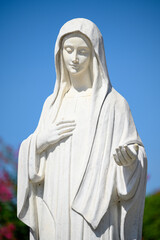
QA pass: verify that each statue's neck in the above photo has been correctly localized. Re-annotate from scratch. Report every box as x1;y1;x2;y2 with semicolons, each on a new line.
69;68;92;94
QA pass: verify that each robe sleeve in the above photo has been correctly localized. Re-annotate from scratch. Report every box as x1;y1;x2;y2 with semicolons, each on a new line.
116;146;147;239
115;97;147;201
17;94;53;237
116;146;147;201
114;97;147;239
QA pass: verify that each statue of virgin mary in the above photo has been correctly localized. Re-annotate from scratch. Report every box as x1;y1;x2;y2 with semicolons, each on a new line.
17;18;147;240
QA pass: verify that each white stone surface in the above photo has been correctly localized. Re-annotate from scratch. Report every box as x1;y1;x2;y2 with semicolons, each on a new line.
17;18;147;240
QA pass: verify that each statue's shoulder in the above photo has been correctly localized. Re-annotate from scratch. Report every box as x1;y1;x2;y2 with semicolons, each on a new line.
41;93;56;113
109;88;130;111
43;93;54;107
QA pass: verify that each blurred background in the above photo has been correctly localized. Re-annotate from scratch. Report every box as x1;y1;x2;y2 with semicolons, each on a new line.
0;0;160;239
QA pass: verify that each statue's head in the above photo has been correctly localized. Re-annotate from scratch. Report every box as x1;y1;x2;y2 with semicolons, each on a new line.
61;32;92;76
55;18;110;83
52;18;111;101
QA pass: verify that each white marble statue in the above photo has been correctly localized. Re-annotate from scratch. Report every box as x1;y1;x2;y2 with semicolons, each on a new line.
17;18;147;240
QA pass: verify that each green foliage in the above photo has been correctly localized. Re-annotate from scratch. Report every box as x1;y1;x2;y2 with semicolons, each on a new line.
143;191;160;240
0;201;28;240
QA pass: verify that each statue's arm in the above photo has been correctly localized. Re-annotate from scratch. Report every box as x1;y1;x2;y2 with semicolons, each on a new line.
114;145;147;201
112;94;147;201
114;145;147;239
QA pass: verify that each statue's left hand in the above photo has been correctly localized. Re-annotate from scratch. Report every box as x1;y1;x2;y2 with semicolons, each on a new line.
113;144;139;166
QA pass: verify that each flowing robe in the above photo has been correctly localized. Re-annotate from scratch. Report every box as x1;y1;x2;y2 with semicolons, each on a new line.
17;18;147;240
17;88;147;240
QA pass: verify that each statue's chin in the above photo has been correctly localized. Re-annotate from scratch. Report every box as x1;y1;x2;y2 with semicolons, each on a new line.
68;68;82;75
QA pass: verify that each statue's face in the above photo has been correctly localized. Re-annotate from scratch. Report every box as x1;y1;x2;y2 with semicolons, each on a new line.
62;33;91;75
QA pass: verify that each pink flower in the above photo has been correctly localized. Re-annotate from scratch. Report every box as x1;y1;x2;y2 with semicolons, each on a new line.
0;172;13;202
0;223;16;239
0;184;13;202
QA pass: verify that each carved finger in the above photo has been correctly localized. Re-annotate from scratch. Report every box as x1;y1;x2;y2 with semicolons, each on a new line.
56;120;75;125
120;146;131;162
56;122;76;130
113;154;122;166
59;132;73;140
134;144;139;154
116;148;128;166
124;145;136;160
58;126;75;135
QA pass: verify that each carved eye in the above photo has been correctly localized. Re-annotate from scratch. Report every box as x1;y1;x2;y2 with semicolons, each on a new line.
65;47;73;54
78;49;89;55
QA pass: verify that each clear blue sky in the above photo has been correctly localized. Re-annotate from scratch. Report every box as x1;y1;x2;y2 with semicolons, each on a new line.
0;0;160;194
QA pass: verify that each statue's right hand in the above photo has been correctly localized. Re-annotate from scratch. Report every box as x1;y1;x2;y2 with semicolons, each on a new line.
36;120;76;153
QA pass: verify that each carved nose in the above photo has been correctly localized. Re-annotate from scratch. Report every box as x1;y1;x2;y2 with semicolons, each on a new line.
72;50;79;64
72;58;79;64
